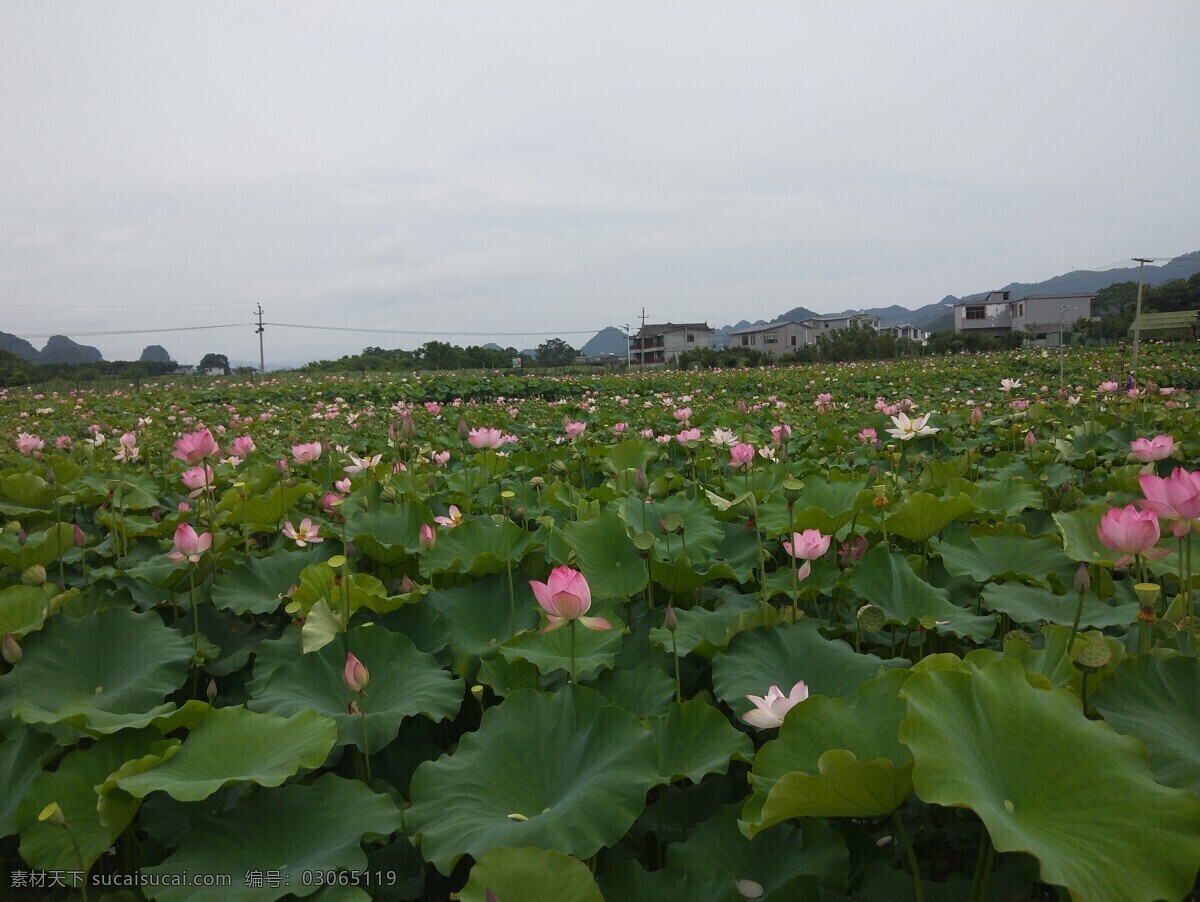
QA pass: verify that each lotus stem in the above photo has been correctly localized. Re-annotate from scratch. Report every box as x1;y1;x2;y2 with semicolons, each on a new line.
671;630;682;704
569;619;577;685
358;706;372;784
890;810;925;902
190;566;200;699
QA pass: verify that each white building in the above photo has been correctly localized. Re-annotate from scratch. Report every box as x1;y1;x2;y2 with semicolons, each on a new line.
629;322;712;366
954;291;1095;341
728;320;814;355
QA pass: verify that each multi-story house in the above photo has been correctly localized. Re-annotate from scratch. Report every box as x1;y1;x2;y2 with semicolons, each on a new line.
954;291;1095;341
728;320;814;355
629;322;712;366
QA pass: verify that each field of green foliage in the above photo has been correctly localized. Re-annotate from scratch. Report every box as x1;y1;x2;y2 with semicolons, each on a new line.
1;344;1199;901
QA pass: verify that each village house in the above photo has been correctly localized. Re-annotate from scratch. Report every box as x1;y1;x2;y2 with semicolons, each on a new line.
629;323;712;366
954;291;1095;342
728;320;814;355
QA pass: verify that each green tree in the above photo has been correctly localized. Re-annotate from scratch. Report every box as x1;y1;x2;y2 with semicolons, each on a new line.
536;338;577;367
199;353;230;372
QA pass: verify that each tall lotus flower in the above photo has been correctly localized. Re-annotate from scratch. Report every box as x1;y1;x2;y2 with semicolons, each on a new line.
743;680;809;729
432;450;450;467
1096;504;1167;567
1129;435;1174;463
468;427;506;449
676;427;702;444
172;428;219;464
434;505;463;528
1000;378;1022;391
728;442;756;469
167;523;212;564
344;453;382;474
291;442;322;463
857;427;877;444
674;407;692;423
15;433;44;457
771;424;792;444
1139;468;1200;537
563;420;586;440
282;518;323;547
783;529;831;561
885;412;939;441
709;428;738;447
230;435;256;457
1098;381;1119;393
529;566;611;632
343;653;369;693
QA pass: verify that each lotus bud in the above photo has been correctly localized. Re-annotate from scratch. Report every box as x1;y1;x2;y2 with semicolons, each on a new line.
1074;563;1090;595
456;417;471;441
206;678;217;703
399;574;417;594
379;484;398;503
347;699;360;715
45;468;56;485
16;528;27;547
634;467;647;492
401;412;417;439
970;406;983;425
664;605;678;632
343;653;369;693
1025;430;1036;449
72;524;86;548
2;634;21;664
419;524;436;551
22;565;46;587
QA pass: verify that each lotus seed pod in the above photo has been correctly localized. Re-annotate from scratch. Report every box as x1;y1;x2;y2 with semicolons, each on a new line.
632;532;656;552
781;477;804;503
379;484;398;503
661;513;684;535
857;604;885;633
1134;583;1160;611
38;802;68;828
1003;629;1032;647
1073;637;1112;674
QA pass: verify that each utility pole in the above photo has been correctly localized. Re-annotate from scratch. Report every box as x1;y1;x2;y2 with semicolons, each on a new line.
621;323;632;367
255;304;265;374
1059;305;1069;391
1130;258;1152;369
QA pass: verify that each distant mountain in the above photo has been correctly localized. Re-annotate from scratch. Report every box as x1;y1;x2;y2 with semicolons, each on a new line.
580;327;629;357
39;335;103;365
0;332;40;362
140;344;175;364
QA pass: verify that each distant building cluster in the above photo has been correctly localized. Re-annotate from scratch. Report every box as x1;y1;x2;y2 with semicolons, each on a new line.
953;291;1096;344
628;314;928;365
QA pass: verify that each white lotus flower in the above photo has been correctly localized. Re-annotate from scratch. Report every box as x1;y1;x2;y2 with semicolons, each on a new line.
885;412;940;441
742;681;809;729
1000;378;1022;391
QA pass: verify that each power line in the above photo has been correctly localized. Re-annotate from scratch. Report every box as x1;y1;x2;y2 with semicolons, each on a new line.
262;321;612;337
15;323;250;339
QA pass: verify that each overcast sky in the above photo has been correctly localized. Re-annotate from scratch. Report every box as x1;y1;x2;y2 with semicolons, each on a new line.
2;2;1197;366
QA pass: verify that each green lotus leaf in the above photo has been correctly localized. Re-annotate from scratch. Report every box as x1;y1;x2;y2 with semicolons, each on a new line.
0;584;51;637
899;659;1200;902
618;494;725;565
143;773;403;902
647;700;754;784
601;804;848;901
17;730;156;872
1053;504;1118;565
712;619;905;719
932;533;1076;584
419;517;540;578
426;574;540;680
757;477;868;538
603;439;658;475
884;492;977;542
223;480;319;531
477;654;541;697
212;543;335;615
963;625;1088;688
345;506;428;565
589;662;675;717
104;706;337;801
649;554;737;596
248;624;463;752
499;616;625;680
742;669;913;832
648;593;760;658
1092;654;1200;797
460;847;603;902
973;478;1042;518
981;582;1137;631
848;547;996;642
0;720;56;838
289;562;388;620
7;607;193;734
0;523;76;568
0;471;55;509
563;510;648;599
405;685;658;874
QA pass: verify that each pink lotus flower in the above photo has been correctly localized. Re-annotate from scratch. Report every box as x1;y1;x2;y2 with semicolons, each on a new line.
434;505;463;528
674;407;692;423
343;653;369;693
857;428;877;444
291;442;322;463
783;529;831;560
613;422;628;435
728;442;756;469
230;435;256;457
282;518;323;547
1096;504;1167;567
172;428;219;464
676;428;702;444
419;524;436;550
530;565;611;633
55;435;72;450
322;492;343;513
181;464;216;498
1098;381;1119;393
839;535;869;566
1139;468;1200;538
432;450;450;467
334;477;352;493
743;680;809;729
1129;435;1174;463
167;523;212;564
562;418;586;440
15;433;44;457
468;427;506;449
771;424;792;444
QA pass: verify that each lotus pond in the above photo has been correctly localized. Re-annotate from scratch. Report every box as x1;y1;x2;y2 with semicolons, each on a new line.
1;345;1199;901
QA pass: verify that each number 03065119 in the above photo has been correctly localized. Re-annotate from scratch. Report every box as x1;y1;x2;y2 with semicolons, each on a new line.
301;870;399;887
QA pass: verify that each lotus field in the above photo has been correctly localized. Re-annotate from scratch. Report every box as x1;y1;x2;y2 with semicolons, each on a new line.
4;345;1200;901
